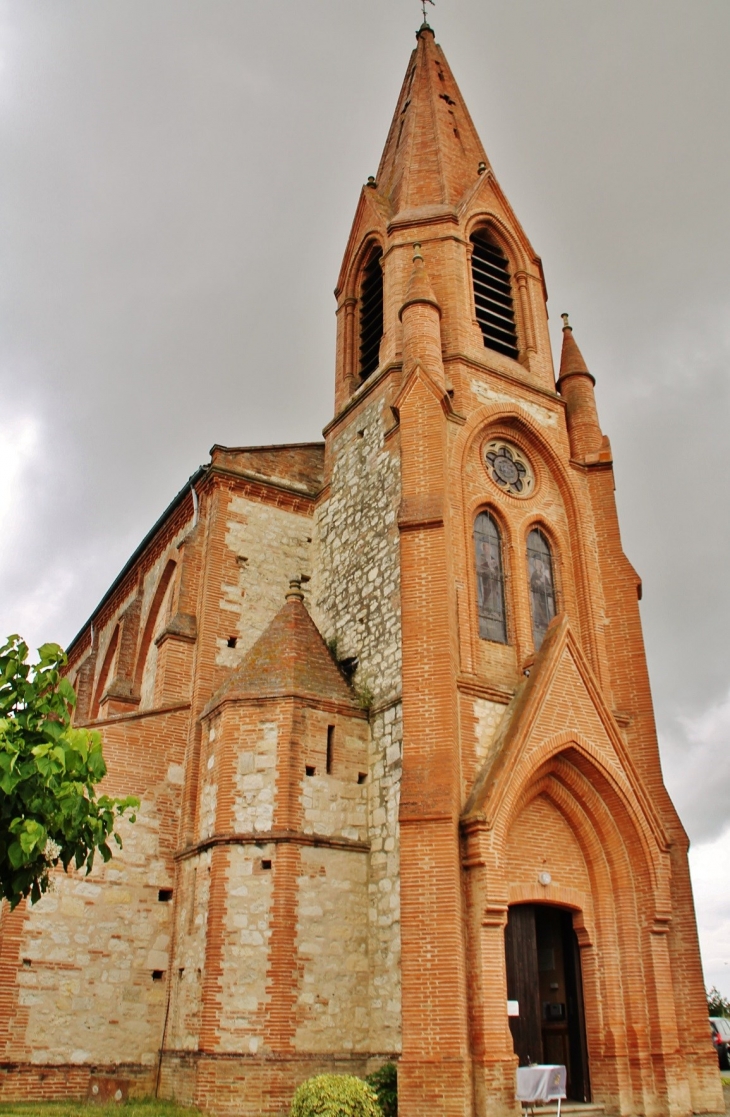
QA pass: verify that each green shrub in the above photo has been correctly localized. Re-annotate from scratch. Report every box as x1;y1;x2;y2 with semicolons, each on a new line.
290;1074;382;1117
365;1063;397;1117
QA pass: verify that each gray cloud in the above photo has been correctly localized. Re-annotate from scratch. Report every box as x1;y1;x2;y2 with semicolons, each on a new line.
663;691;730;845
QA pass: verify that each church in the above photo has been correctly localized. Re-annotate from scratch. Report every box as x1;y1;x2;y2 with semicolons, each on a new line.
0;21;721;1117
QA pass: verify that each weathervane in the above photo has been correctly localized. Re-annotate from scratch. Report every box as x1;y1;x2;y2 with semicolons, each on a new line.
421;0;435;25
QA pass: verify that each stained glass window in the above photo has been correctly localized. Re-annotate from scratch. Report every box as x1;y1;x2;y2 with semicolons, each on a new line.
474;511;507;643
527;528;556;650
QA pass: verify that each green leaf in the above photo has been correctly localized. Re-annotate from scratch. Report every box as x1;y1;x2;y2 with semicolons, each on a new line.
19;819;46;855
0;631;137;907
57;677;77;706
8;841;25;869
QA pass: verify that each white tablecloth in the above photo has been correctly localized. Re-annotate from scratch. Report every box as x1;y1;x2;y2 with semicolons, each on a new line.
516;1065;567;1103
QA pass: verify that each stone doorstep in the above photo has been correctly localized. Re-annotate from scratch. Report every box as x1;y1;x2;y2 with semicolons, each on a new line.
521;1105;605;1116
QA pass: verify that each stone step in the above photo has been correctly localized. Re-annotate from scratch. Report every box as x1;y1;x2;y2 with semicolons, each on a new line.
525;1106;605;1116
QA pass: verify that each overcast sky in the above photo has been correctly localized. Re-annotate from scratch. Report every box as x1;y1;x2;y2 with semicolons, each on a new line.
1;1;728;995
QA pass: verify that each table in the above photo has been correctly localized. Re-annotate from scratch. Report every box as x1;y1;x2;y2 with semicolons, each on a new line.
515;1064;567;1117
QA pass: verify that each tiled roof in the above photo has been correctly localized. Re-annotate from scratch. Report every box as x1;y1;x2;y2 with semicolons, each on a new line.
202;593;358;717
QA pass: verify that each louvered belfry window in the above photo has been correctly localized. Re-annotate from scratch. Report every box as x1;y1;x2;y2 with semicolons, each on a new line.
470;232;519;360
359;246;384;380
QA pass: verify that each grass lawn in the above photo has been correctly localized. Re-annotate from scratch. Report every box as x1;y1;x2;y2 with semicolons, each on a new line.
0;1101;201;1117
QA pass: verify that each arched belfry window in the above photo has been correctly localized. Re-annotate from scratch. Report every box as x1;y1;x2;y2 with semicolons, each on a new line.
470;232;518;360
474;511;507;644
527;528;556;650
359;246;384;380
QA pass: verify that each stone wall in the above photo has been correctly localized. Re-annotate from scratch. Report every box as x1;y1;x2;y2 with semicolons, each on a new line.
313;390;404;1058
366;703;402;1054
220;496;314;667
313;394;401;706
294;846;369;1053
167;852;211;1052
0;704;190;1076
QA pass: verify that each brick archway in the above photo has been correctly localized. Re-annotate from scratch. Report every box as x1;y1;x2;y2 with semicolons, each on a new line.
462;738;681;1117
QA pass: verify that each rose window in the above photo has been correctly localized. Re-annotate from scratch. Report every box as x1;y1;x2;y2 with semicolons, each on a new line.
484;441;534;497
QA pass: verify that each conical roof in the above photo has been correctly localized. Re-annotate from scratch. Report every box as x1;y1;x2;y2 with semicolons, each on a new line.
376;24;490;217
201;588;358;717
558;316;593;382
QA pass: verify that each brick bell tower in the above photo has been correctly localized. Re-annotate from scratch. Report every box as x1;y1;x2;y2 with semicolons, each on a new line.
321;19;721;1117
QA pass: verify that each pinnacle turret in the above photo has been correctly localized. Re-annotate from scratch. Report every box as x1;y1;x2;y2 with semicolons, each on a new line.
557;315;603;458
557;312;593;383
399;243;441;320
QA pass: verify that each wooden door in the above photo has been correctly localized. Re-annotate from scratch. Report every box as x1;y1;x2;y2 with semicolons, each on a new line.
563;913;590;1102
504;904;543;1066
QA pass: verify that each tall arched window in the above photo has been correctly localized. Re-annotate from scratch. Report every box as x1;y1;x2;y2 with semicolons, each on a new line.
134;559;177;704
359;246;383;380
474;511;507;643
90;624;120;720
470;231;518;360
527;528;556;650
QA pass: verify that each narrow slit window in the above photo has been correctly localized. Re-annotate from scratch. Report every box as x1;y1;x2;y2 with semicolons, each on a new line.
527;528;556;650
326;725;335;774
473;512;507;644
470;232;518;360
359;247;384;380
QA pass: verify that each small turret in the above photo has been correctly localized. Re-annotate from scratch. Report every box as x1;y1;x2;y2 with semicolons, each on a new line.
557;313;603;459
399;244;444;386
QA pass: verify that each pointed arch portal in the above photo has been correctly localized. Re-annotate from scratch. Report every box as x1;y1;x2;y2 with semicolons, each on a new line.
466;727;676;1117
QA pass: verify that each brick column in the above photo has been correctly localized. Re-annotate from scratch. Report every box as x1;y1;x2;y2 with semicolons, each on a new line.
397;248;471;1117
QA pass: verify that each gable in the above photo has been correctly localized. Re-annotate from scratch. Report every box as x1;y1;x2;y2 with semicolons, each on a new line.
462;615;669;855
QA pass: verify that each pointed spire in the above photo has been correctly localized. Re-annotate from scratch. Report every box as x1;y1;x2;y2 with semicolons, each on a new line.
375;25;490;217
557;315;603;459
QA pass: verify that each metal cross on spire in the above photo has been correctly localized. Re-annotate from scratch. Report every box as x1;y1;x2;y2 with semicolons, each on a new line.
420;0;435;26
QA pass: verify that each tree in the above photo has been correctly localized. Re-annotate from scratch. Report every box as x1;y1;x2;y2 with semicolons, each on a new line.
708;986;730;1017
0;635;138;909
